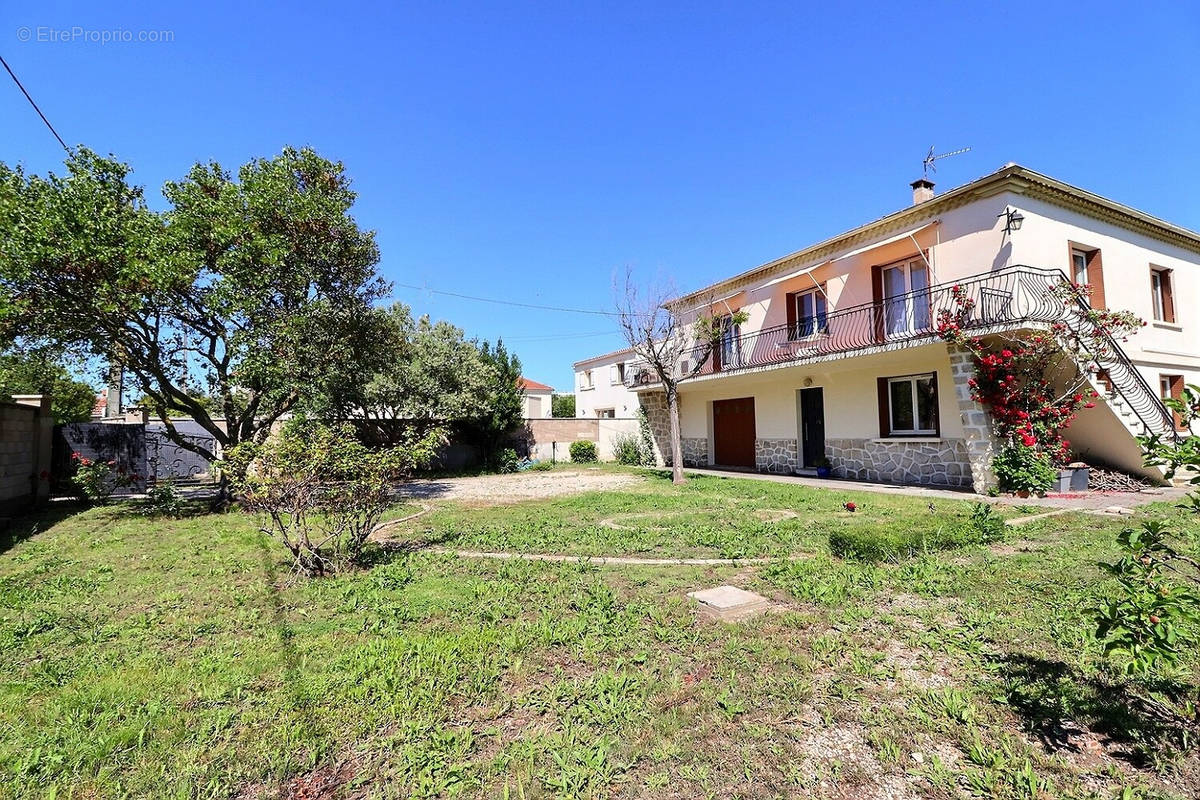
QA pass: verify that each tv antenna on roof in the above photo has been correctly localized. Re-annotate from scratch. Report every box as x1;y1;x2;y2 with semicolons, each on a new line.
922;145;971;178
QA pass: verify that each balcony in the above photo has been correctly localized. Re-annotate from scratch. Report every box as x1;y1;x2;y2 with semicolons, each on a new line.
623;265;1177;438
624;266;1057;385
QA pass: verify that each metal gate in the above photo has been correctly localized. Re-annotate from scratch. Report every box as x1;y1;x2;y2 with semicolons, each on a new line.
146;423;216;482
51;421;216;495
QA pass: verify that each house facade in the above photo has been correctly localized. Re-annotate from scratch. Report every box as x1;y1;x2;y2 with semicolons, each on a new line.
519;378;555;419
585;164;1200;492
573;348;641;419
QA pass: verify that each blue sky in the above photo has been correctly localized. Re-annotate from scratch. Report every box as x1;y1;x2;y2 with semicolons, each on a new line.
3;1;1199;391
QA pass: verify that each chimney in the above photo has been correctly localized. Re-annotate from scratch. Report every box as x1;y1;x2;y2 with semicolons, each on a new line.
910;177;935;204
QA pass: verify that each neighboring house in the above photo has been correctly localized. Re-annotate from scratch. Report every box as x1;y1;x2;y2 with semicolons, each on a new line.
519;377;555;418
573;348;640;418
577;163;1200;491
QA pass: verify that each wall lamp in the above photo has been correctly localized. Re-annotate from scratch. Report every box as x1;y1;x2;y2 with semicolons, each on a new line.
999;207;1025;234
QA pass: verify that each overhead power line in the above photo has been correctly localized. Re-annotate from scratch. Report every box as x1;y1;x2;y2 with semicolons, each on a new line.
395;281;633;317
1;55;69;152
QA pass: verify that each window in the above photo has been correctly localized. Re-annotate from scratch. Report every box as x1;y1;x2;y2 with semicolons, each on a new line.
1067;243;1105;309
580;370;593;390
791;288;828;338
1151;266;1176;323
878;373;938;436
881;258;930;335
610;362;626;384
715;314;741;370
1071;248;1089;284
1161;374;1186;431
596;408;615;419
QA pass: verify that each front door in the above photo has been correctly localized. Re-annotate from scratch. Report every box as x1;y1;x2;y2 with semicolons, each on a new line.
799;387;825;467
713;397;756;469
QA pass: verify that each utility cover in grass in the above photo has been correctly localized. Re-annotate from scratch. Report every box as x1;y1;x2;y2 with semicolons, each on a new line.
687;585;771;621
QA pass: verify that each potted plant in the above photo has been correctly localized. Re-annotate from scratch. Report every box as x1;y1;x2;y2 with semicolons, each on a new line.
814;456;832;478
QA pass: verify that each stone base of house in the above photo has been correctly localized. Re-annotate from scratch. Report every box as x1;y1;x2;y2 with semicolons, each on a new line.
680;437;708;467
755;438;798;474
826;437;973;488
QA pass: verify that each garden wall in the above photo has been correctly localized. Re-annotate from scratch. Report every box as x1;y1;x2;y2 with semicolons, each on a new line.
524;417;639;462
0;395;53;514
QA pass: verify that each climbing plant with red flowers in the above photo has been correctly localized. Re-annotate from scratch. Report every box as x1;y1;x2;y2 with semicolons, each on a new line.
937;280;1143;472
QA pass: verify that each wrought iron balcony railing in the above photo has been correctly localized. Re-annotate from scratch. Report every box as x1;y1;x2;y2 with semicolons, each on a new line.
623;265;1179;440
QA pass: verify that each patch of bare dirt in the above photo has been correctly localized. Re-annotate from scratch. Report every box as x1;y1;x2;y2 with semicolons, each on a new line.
398;470;644;505
237;760;356;800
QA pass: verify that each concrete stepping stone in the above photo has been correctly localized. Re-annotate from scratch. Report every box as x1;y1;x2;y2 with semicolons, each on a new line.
687;585;771;622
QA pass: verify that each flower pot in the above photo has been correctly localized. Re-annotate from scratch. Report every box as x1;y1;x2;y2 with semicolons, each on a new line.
1053;469;1073;493
816;466;832;478
1016;489;1031;498
1069;465;1090;492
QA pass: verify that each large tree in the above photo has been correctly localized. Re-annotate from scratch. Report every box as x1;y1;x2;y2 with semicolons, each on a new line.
0;147;387;468
0;350;96;423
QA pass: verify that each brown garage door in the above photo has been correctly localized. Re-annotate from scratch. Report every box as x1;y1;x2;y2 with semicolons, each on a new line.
713;397;756;469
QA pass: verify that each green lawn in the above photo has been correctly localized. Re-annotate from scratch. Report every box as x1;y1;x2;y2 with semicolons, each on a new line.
1;470;1197;799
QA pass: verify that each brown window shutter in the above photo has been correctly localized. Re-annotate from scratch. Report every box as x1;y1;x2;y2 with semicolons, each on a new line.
877;377;890;436
871;265;884;343
785;292;797;339
1087;250;1106;309
1170;374;1186;430
1163;270;1176;323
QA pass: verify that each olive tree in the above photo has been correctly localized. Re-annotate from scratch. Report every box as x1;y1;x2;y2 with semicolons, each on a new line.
0;147;387;486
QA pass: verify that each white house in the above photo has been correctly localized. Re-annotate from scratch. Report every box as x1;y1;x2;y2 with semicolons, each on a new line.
519;378;555;418
573;348;640;419
575;164;1200;491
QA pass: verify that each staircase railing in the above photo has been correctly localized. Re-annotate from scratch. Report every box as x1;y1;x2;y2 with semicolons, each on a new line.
623;265;1179;441
1051;271;1180;442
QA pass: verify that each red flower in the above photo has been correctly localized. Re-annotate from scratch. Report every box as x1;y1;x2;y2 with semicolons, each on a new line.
1021;435;1037;447
71;452;81;461
843;501;857;512
1084;402;1096;409
1001;349;1013;358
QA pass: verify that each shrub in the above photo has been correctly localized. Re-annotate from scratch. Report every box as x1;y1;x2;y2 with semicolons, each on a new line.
138;481;187;518
528;460;554;471
637;406;657;466
569;440;598;463
611;432;643;466
495;447;520;474
225;419;440;577
993;443;1056;494
70;453;137;504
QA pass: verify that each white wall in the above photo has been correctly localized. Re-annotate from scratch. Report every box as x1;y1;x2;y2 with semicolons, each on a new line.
574;352;641;418
677;343;963;442
1007;194;1200;401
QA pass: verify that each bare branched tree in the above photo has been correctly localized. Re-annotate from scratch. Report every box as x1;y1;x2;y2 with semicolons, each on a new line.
616;268;745;484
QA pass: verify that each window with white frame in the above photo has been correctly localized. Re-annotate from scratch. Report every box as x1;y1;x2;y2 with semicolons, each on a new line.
580;369;593;390
792;288;828;338
1151;267;1176;323
1071;248;1090;285
881;258;930;335
882;373;938;436
610;363;626;384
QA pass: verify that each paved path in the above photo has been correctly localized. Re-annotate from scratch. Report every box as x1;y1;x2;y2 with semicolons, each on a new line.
680;467;1187;511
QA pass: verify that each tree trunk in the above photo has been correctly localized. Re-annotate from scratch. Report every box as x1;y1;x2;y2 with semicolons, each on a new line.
667;387;686;485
